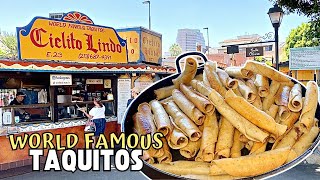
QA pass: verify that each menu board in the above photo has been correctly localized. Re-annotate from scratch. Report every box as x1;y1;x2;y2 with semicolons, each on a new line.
290;47;320;70
117;79;132;123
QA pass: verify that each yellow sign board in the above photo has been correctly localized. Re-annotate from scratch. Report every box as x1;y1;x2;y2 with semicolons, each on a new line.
17;12;128;63
141;31;162;64
118;31;140;62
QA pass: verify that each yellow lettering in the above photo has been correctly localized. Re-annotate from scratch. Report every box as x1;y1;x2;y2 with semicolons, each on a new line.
56;134;65;150
67;134;79;149
110;133;125;148
140;134;152;150
152;133;164;149
127;133;139;149
43;133;54;149
29;133;41;149
95;134;108;149
85;133;94;149
9;134;28;150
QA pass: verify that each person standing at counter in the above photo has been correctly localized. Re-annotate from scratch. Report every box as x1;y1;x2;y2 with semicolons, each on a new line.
10;92;25;105
10;92;27;119
79;97;106;148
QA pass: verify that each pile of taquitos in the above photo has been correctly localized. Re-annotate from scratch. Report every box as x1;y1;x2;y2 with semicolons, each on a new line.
132;57;320;179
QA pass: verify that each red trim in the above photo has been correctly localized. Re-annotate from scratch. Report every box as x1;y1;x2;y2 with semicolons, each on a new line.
0;59;175;73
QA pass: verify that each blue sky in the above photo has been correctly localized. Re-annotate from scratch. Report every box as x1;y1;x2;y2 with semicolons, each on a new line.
0;0;309;52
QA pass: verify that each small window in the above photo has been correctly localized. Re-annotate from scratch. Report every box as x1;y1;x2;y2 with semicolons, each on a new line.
265;45;273;51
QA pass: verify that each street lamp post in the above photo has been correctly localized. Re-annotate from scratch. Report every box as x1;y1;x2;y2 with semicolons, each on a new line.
268;4;284;71
203;27;209;55
143;0;151;30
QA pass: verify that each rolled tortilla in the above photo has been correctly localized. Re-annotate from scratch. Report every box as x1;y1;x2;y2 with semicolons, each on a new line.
167;118;189;149
190;79;213;97
239;133;250;143
180;138;201;158
157;137;172;164
232;87;243;97
272;124;302;150
299;81;319;132
265;104;279;119
142;150;155;164
262;80;281;111
204;61;227;97
172;89;205;125
203;70;210;87
288;83;303;112
254;74;270;97
250;142;267;155
196;113;219;162
209;147;291;177
280;111;301;130
243;60;294;86
245;79;262;110
154;85;175;100
275;85;291;107
225;66;254;79
150;100;172;136
195;73;204;81
209;88;269;142
237;80;256;103
225;90;287;138
163;101;202;141
278;106;291;122
245;141;254;150
172;57;198;88
230;130;244;158
180;84;214;114
159;96;173;104
286;126;320;163
216;68;238;89
215;116;235;158
153;161;210;176
133;111;164;158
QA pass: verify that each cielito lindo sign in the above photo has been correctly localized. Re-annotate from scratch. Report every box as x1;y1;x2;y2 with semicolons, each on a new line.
17;11;128;63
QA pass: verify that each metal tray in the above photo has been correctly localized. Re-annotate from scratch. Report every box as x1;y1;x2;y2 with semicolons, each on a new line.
121;51;320;179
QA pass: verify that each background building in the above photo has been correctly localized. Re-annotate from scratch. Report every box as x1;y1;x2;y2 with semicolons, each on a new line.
49;13;65;19
206;34;285;67
176;29;206;52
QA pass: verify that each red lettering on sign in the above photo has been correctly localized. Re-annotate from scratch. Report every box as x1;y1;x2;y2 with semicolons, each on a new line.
30;28;48;47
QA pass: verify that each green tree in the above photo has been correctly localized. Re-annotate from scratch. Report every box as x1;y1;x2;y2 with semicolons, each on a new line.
0;31;18;59
169;43;182;57
283;22;319;59
270;0;320;35
254;56;264;62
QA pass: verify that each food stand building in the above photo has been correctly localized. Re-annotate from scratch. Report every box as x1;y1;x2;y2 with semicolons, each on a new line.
0;11;175;171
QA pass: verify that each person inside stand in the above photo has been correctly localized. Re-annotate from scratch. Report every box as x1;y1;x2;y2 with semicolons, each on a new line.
10;92;27;119
127;87;140;107
10;92;25;105
79;97;106;148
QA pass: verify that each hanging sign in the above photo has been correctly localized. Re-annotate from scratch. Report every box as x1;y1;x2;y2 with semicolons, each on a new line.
17;11;128;63
246;47;264;57
289;47;320;70
50;74;72;86
86;79;103;84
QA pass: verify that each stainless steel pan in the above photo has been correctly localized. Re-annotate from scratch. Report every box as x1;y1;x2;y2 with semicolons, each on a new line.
121;51;320;179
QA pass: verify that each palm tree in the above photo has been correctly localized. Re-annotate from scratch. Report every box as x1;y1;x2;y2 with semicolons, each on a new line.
169;43;182;57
